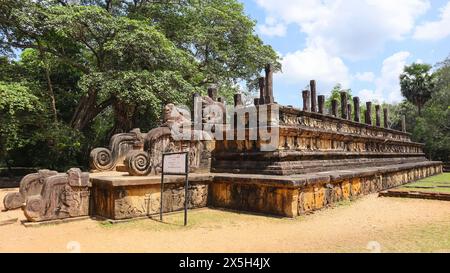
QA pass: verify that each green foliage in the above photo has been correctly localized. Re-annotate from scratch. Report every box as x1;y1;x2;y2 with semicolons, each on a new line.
413;61;450;161
385;58;450;162
30;123;85;169
384;100;417;131
400;63;435;115
128;0;281;93
0;81;41;158
0;80;85;170
19;48;83;123
0;0;280;169
324;84;352;113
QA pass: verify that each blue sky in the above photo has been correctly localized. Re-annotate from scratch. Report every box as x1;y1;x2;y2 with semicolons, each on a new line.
240;0;450;107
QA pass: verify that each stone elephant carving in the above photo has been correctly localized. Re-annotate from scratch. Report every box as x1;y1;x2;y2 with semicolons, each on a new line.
3;169;58;211
23;168;90;222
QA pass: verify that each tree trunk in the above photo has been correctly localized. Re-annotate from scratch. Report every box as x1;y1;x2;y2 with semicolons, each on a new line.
44;65;58;123
37;40;58;123
108;100;136;137
70;93;97;131
70;91;113;131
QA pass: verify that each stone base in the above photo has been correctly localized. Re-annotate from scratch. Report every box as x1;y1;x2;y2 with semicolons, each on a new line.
90;173;212;220
90;161;442;219
379;189;450;201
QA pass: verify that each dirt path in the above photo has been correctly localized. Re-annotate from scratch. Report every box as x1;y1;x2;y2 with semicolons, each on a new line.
1;188;450;253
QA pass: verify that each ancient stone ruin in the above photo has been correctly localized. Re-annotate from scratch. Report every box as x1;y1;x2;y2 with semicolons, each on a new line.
3;64;443;222
4;168;90;222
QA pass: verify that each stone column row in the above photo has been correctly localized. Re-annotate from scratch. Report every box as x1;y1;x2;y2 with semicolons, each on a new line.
257;73;399;131
301;86;393;129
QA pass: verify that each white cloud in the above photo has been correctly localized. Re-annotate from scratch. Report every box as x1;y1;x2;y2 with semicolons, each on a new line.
258;17;287;37
357;51;411;103
254;1;433;103
276;46;350;89
358;89;383;103
413;1;450;40
354;72;375;82
255;0;430;59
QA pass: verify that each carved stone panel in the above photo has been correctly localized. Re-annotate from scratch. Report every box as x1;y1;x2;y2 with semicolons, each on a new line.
23;168;90;222
90;129;144;172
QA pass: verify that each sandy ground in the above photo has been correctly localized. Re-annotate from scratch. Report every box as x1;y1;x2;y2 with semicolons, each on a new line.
1;188;450;253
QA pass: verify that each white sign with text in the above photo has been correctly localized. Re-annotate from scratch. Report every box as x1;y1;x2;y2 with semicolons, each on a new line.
163;153;187;174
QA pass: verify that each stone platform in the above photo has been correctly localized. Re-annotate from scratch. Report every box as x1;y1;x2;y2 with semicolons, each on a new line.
379;189;450;201
90;172;212;220
90;161;442;219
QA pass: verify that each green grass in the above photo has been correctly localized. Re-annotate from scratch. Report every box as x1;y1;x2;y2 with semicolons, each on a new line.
412;173;450;183
397;173;450;194
380;220;450;253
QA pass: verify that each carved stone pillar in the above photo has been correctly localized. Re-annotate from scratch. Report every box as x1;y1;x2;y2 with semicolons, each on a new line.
207;86;217;101
310;80;317;112
347;103;352;120
259;77;265;105
366;102;372;125
234;93;243;107
318;95;325;114
331;99;338;117
375;105;381;127
234;93;244;130
353;97;360;122
264;64;274;104
383;108;389;128
302;90;310;112
340;92;348;119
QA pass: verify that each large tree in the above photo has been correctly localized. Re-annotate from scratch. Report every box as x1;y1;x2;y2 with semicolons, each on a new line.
0;0;280;134
400;63;435;116
413;57;450;161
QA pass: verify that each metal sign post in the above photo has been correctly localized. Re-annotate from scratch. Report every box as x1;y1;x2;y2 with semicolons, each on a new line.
160;152;189;226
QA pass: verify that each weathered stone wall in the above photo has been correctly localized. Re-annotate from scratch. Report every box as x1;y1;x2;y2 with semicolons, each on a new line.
297;164;442;215
208;182;297;217
213;105;428;175
209;162;442;217
279;107;412;142
91;180;209;220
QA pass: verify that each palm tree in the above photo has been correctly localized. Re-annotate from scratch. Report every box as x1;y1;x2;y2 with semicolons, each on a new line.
400;63;435;116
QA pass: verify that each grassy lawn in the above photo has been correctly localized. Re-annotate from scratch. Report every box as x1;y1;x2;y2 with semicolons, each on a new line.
399;173;450;193
378;220;450;253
